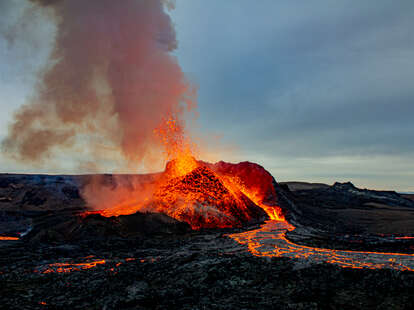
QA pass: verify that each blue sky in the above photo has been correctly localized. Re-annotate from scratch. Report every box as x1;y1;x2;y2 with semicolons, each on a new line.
1;1;414;191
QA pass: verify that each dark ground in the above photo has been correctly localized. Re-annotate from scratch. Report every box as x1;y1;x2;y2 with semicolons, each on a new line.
281;181;414;253
1;174;414;309
2;232;414;310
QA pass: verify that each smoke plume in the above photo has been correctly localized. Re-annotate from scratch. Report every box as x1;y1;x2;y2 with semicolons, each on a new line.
2;0;196;170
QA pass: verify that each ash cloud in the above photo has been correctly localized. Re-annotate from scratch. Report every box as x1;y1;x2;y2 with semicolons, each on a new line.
2;0;196;169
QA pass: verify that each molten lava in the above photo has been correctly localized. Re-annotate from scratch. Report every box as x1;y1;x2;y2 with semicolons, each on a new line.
34;257;154;274
38;259;106;274
210;161;285;221
153;165;267;229
229;220;414;272
0;236;19;241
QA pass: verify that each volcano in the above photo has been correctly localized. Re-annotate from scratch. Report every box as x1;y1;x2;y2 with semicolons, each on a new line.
89;160;275;230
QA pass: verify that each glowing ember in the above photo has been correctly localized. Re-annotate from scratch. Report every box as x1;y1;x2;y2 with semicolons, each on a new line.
0;236;19;241
229;220;414;272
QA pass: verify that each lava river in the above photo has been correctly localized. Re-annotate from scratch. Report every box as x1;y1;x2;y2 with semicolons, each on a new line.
229;220;414;272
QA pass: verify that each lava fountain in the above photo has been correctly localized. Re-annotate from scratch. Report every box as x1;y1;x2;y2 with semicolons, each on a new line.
82;114;284;229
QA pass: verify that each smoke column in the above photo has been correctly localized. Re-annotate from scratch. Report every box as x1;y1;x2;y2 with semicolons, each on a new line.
2;0;196;170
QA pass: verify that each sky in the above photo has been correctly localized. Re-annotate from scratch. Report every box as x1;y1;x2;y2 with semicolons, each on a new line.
1;0;414;191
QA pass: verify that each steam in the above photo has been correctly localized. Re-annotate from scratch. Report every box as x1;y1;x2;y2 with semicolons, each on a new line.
2;0;196;170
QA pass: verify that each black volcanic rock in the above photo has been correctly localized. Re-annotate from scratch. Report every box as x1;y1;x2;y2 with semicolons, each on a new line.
2;223;414;310
332;181;414;208
26;211;191;243
282;181;414;250
61;185;81;199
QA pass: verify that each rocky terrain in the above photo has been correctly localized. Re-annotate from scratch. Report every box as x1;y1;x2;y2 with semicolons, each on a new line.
281;181;414;253
2;227;414;310
1;174;414;309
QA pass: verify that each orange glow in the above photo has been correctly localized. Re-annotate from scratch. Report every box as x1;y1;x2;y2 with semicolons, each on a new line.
220;174;285;221
152;165;263;229
39;259;106;274
229;220;414;272
82;113;289;230
125;258;136;262
34;257;153;274
395;236;414;240
154;117;198;178
86;118;284;228
0;236;19;241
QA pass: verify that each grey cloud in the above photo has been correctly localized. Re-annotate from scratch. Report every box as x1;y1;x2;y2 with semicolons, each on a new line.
173;0;414;156
170;0;414;189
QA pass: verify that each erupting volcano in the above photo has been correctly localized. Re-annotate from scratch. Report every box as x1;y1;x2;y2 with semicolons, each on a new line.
85;155;283;230
1;0;414;308
1;0;413;276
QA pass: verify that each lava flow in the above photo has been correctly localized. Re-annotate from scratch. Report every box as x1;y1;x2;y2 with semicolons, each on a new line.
0;236;19;241
37;259;107;274
34;257;156;274
229;221;414;272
